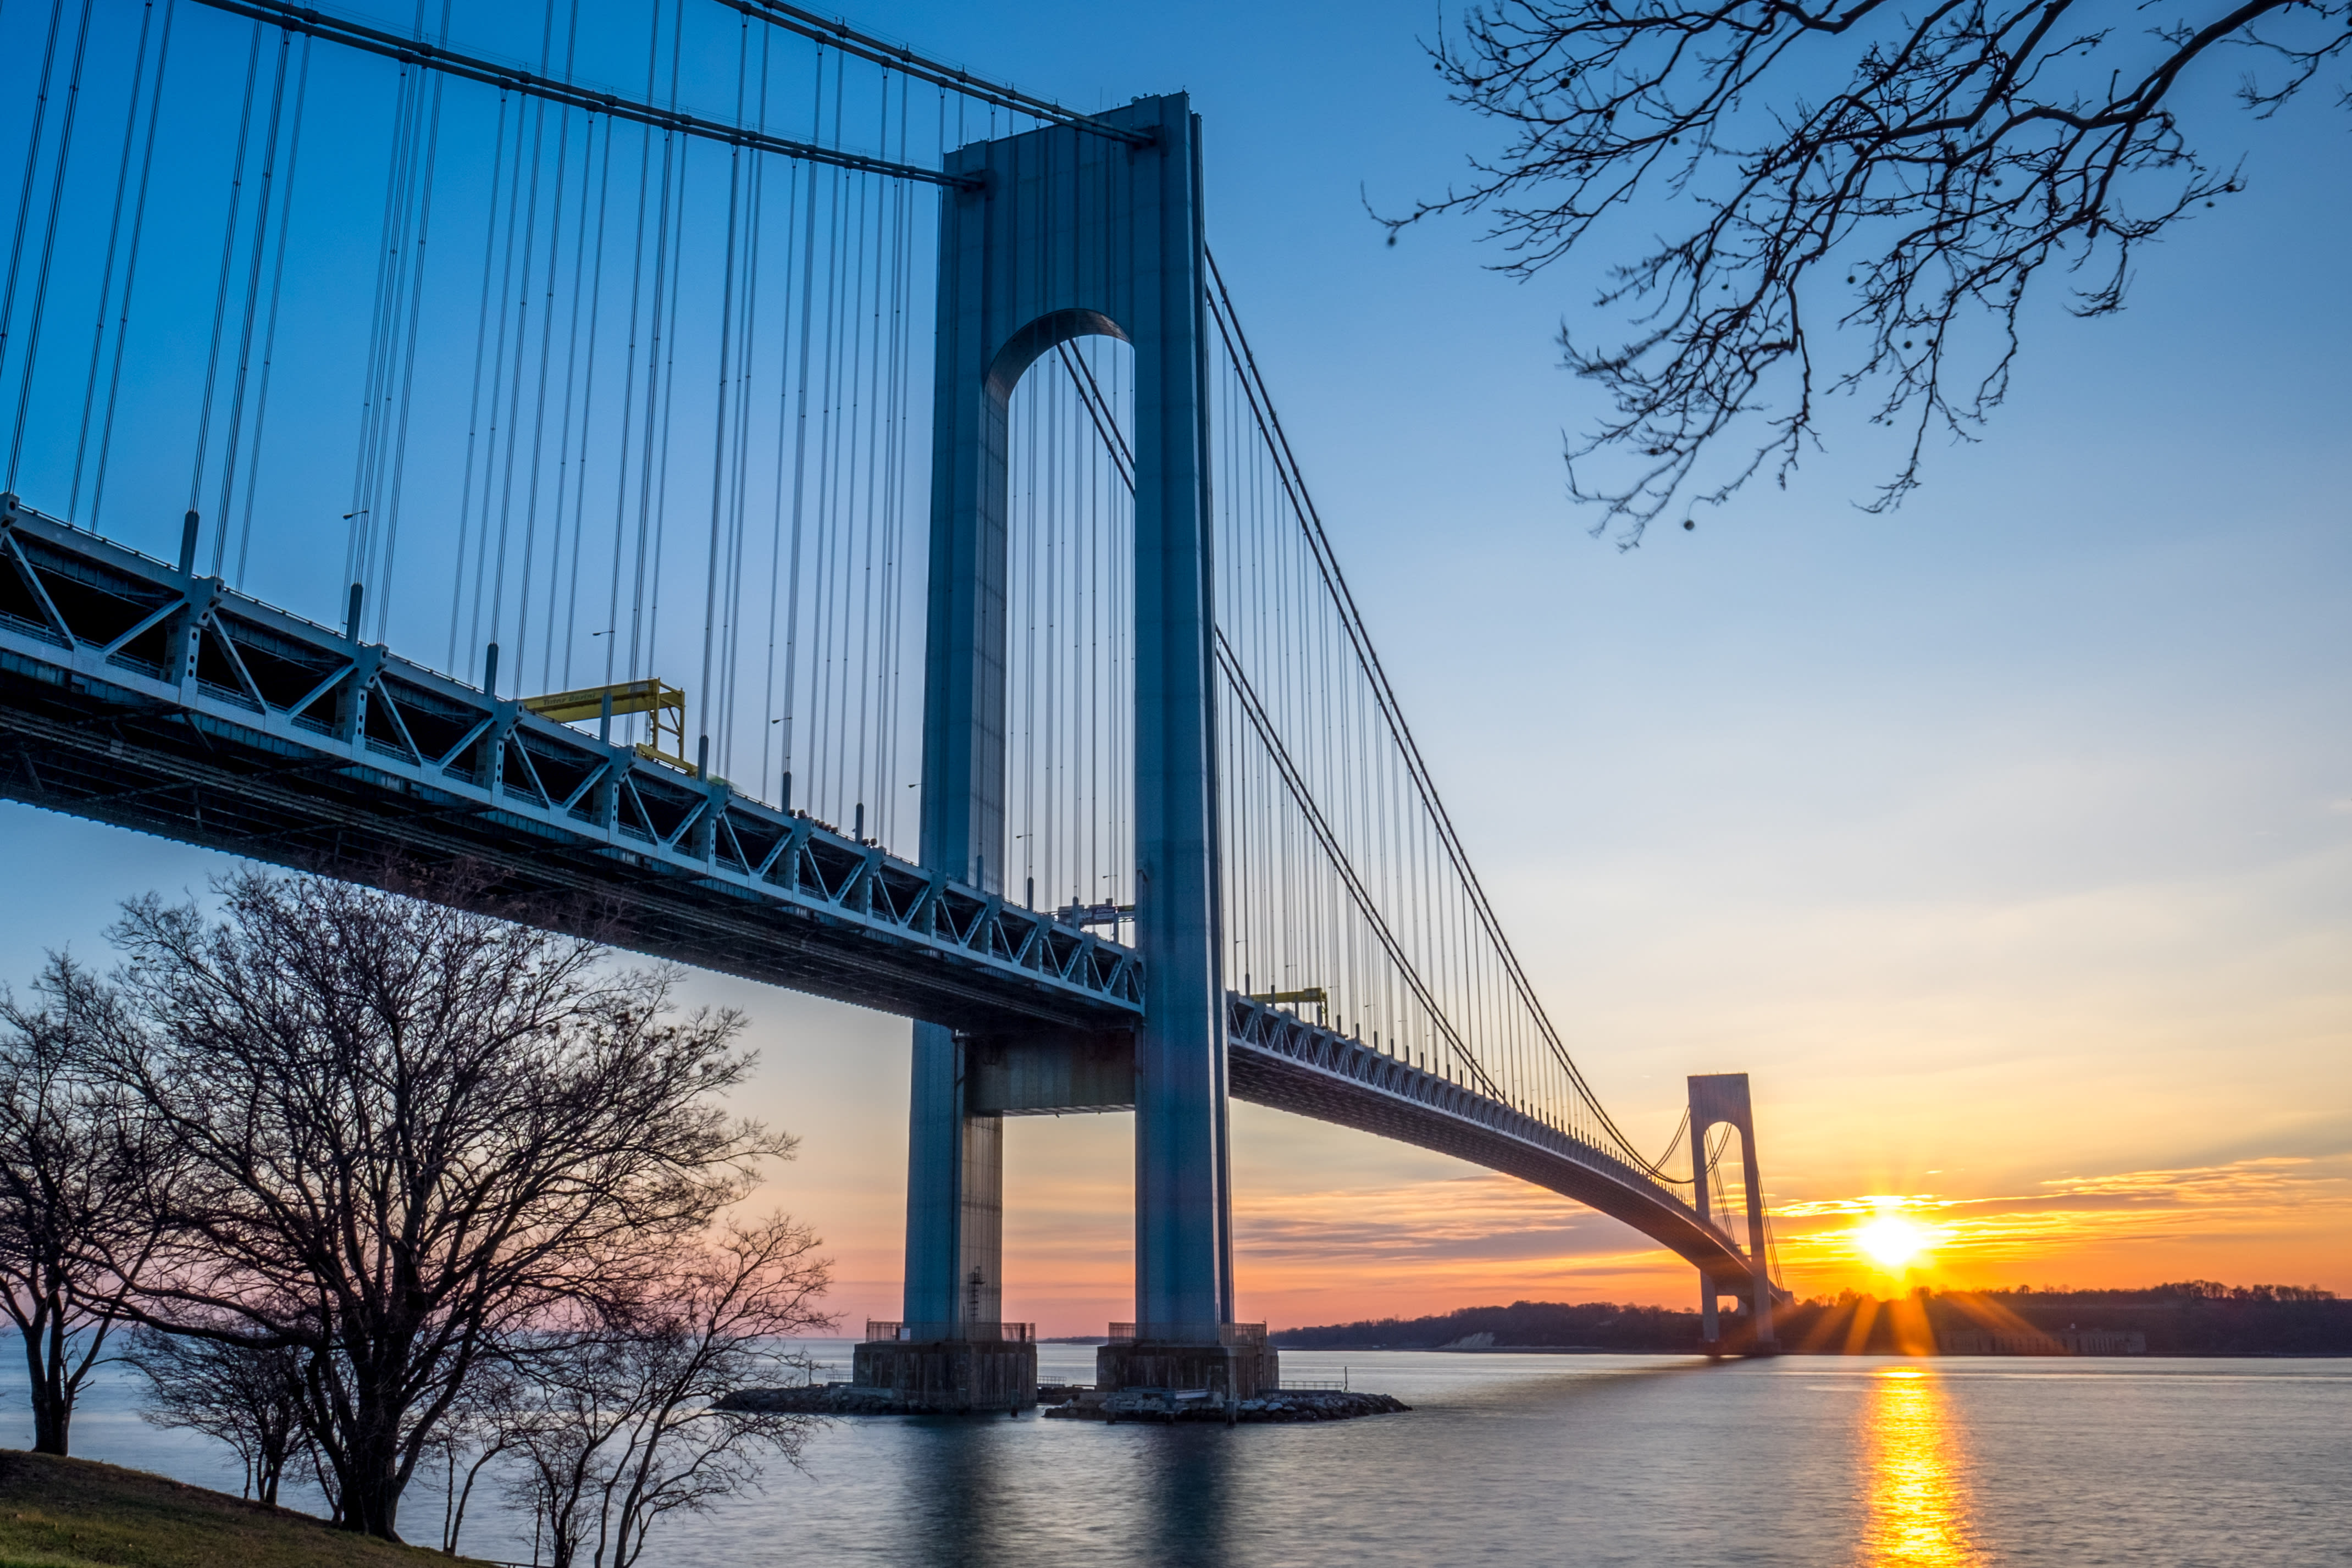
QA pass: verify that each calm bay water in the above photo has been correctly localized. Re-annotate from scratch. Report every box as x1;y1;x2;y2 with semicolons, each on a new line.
20;1343;2349;1565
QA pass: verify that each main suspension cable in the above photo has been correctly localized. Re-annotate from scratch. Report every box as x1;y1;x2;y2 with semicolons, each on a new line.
709;0;1150;146
181;0;975;187
1204;251;1686;1182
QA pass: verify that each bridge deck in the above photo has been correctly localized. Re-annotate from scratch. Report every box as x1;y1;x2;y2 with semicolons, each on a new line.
0;500;1138;1035
0;496;1762;1292
1226;998;1765;1289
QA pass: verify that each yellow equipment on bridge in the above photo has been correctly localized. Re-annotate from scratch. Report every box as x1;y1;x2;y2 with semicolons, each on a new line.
520;678;693;774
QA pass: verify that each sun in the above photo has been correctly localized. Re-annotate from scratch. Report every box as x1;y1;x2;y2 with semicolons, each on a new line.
1855;1215;1932;1270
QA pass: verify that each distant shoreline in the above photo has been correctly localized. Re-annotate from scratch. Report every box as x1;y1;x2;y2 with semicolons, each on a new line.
1270;1288;2352;1358
909;1337;2352;1358
1282;1344;2352;1358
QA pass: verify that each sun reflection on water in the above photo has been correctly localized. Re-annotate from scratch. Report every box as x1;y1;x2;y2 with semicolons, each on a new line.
1858;1367;1978;1566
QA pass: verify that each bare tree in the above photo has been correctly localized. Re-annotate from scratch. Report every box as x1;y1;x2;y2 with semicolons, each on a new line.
424;1355;524;1556
0;955;170;1454
123;1323;314;1505
502;1317;643;1568
92;869;789;1543
1385;0;2352;542
503;1214;833;1568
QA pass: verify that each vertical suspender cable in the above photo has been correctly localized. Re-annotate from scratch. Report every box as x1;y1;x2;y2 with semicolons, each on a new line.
853;70;893;824
820;81;867;819
514;0;583;684
186;23;266;562
697;10;748;776
2;0;97;494
0;0;74;437
622;87;671;691
627;3;684;699
209;24;291;575
449;90;511;669
640;3;690;705
804;51;844;816
546;110;595;687
878;85;913;841
352;41;422;599
373;0;453;644
717;23;770;779
602;17;663;697
485;10;554;674
467;82;528;679
86;0;177;530
773;46;826;801
232;32;312;585
69;0;158;518
556;109;612;687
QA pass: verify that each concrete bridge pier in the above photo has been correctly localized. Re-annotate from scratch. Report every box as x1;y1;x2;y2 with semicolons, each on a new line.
853;1022;1036;1414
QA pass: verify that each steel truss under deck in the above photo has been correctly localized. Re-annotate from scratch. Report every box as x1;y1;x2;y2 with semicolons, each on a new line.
0;498;1139;1033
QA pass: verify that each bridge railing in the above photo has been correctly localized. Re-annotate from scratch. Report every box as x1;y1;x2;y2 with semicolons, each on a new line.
862;1321;1036;1343
1105;1322;1266;1346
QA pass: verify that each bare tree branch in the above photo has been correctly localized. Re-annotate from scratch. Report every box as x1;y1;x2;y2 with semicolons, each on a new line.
123;1323;314;1505
499;1214;834;1568
1380;0;2351;544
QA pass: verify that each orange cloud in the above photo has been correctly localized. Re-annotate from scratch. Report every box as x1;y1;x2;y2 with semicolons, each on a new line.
1196;1153;2352;1329
1769;1154;2352;1292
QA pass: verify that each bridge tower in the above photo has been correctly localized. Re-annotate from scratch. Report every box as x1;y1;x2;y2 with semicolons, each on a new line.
859;93;1263;1410
1688;1072;1777;1354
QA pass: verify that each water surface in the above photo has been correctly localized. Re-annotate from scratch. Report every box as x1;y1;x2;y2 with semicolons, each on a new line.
24;1343;2349;1566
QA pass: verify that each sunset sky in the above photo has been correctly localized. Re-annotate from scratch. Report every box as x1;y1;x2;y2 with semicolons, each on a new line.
1;0;2344;1332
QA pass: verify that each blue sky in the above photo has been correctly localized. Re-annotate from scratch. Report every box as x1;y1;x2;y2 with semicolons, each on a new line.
1;0;2344;1328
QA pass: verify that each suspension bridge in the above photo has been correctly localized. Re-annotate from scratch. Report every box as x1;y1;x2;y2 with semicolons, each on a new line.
0;0;1785;1406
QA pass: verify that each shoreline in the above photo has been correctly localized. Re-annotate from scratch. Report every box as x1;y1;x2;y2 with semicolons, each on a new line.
1268;1345;2352;1359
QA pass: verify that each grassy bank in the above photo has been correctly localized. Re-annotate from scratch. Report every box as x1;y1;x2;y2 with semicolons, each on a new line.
0;1452;490;1568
